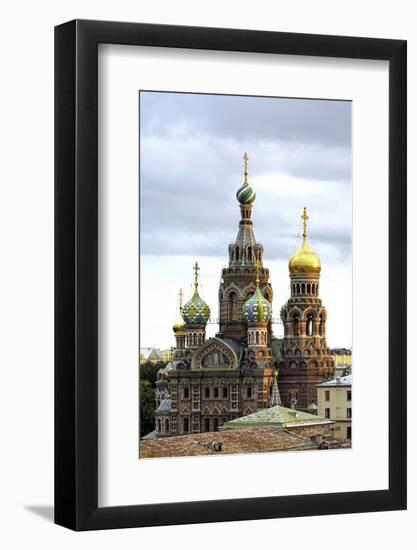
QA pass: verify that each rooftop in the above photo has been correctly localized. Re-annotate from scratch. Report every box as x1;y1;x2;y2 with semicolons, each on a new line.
317;374;352;387
223;405;332;430
139;426;333;458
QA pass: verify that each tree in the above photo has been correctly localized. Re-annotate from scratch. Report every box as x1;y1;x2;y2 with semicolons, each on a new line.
140;379;156;437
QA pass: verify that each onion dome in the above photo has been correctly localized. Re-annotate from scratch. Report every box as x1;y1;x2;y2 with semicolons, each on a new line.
236;152;256;204
172;289;186;336
182;262;211;326
243;262;272;323
157;397;172;412
289;207;321;275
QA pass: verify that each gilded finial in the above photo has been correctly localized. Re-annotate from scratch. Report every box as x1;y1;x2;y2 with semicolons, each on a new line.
243;152;249;185
193;261;200;291
255;259;260;286
301;207;309;239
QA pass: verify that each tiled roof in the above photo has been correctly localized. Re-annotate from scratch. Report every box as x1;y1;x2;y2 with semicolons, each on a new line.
139;427;322;458
223;405;332;429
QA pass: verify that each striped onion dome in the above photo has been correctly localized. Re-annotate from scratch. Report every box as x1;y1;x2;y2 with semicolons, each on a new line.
236;152;256;204
236;181;256;204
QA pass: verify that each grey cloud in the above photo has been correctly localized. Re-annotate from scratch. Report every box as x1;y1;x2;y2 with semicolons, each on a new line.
140;92;351;149
139;92;351;264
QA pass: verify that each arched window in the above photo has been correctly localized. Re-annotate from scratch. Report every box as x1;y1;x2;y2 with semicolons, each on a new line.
164;418;170;434
157;419;161;433
296;283;300;294
193;333;197;346
235;247;240;262
319;314;324;336
307;283;311;294
306;313;314;336
229;292;238;321
302;283;306;294
292;284;295;294
247;246;252;262
256;331;259;344
183;417;189;433
204;418;210;432
293;313;300;336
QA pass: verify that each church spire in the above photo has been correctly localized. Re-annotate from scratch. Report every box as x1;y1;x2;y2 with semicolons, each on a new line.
269;368;282;407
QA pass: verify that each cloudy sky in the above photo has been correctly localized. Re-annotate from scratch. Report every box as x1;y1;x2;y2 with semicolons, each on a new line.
140;91;352;350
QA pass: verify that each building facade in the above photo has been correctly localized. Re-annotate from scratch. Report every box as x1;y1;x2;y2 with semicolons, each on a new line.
152;154;335;438
316;374;352;440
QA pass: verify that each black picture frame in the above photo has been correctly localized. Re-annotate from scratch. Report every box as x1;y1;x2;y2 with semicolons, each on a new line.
55;19;407;531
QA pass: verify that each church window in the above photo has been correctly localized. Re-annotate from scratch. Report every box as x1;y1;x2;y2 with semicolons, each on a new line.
256;331;259;344
235;247;240;262
183;417;189;432
157;419;161;432
205;387;210;398
204;418;210;432
164;418;170;434
307;283;311;294
306;313;314;336
213;418;219;432
193;333;197;346
247;246;252;261
296;283;300;294
302;283;306;294
246;387;252;399
184;387;189;399
214;387;219;398
319;315;324;336
222;387;228;398
228;292;238;321
293;313;299;336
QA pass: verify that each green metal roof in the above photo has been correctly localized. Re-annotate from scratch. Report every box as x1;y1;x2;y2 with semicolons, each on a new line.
223;405;331;429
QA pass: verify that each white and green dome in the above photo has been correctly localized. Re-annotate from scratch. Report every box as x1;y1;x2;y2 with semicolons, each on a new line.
182;262;211;326
243;285;272;323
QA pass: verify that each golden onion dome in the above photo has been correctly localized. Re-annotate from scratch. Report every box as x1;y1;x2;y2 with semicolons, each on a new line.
172;289;186;336
289;207;321;275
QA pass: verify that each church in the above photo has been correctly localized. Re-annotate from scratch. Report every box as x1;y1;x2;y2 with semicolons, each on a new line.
153;154;335;437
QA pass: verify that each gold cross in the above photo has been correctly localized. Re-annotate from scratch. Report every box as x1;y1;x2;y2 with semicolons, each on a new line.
243;152;249;184
193;261;200;289
301;207;309;238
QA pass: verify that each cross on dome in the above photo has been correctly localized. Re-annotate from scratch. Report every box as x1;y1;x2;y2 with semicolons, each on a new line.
301;207;309;239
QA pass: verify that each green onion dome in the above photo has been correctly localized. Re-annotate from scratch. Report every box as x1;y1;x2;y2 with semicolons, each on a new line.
236;152;256;204
236;182;256;205
182;262;211;326
243;285;272;323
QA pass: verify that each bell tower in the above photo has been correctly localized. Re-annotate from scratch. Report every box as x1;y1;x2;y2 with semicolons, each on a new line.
278;208;335;409
217;153;273;342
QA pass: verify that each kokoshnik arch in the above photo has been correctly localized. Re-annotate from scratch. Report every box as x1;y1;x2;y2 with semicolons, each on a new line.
152;154;336;437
